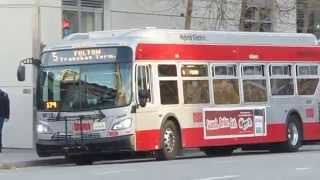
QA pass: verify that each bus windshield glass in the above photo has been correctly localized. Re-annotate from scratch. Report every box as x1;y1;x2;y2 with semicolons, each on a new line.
38;47;133;112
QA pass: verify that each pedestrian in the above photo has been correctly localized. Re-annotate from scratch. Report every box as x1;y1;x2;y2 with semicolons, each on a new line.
0;89;10;152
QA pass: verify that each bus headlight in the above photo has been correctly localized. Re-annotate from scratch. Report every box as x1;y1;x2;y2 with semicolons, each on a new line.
112;118;132;130
37;124;52;134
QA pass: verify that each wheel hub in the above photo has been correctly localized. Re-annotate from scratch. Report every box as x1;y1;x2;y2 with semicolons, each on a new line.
288;122;299;146
163;128;176;153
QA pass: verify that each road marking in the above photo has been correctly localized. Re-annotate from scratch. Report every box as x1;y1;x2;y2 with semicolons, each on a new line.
296;167;311;171
195;175;240;180
94;169;136;175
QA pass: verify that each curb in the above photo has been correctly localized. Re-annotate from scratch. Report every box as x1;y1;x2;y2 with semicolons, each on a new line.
0;163;16;170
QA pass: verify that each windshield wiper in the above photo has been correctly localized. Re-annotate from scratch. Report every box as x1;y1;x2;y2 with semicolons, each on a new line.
96;106;106;120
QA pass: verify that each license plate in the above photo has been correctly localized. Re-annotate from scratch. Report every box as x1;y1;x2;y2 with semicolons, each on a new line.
93;122;106;131
72;122;91;133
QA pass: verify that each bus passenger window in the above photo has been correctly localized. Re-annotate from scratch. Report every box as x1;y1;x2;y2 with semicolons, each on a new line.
297;79;319;95
242;65;267;102
160;81;179;104
212;64;239;104
243;80;267;102
270;65;294;96
297;65;319;95
181;64;210;104
181;64;208;77
158;64;179;105
158;65;177;77
183;80;209;104
213;79;239;104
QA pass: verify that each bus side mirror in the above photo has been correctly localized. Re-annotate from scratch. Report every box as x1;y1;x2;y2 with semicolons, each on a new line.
17;65;26;81
17;58;41;82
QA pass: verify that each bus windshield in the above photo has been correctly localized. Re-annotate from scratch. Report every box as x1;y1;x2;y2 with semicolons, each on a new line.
38;63;132;112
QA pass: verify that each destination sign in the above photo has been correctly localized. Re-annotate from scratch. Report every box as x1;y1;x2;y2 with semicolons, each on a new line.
42;47;132;66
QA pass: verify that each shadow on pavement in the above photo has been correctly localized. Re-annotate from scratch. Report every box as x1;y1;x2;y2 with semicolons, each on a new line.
3;145;320;168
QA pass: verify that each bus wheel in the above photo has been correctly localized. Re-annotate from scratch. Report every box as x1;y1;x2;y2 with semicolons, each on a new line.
36;145;50;157
201;147;234;157
271;115;302;153
155;121;180;160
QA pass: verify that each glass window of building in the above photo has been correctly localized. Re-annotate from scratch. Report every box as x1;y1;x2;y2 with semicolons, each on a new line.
297;0;320;38
240;0;273;32
62;0;104;37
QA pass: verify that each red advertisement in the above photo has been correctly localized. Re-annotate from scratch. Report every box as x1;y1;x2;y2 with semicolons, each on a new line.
204;108;266;139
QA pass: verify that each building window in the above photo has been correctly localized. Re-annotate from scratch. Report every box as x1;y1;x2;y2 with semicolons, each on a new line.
62;0;104;37
297;0;320;38
240;0;273;32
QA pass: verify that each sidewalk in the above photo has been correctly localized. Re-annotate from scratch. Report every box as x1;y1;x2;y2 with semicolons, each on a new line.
0;148;65;169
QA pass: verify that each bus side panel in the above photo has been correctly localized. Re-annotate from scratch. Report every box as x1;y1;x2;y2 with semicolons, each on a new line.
303;122;320;140
181;124;286;148
136;130;161;151
134;123;320;151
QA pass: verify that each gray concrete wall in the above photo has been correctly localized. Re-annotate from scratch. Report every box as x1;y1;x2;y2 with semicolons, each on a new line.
0;0;61;148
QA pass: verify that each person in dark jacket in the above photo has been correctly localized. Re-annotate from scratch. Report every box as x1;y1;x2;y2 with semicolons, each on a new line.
0;89;10;152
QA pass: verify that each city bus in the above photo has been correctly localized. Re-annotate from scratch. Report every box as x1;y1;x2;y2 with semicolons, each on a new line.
17;28;320;164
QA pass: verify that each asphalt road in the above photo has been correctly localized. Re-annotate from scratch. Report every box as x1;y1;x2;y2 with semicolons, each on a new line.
0;145;320;180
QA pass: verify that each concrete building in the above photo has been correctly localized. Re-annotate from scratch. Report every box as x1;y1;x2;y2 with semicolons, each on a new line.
0;0;314;148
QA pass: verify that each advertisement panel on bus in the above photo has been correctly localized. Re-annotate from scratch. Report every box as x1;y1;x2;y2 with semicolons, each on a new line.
203;107;267;139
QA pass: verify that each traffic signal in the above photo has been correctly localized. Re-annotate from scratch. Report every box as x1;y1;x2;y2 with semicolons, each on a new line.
63;19;71;37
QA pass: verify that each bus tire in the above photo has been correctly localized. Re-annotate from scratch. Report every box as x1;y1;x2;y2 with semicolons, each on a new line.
271;115;302;153
155;120;180;160
201;147;234;157
36;144;50;157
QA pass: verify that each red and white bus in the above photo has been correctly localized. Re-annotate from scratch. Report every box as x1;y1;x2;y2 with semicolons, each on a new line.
18;28;320;164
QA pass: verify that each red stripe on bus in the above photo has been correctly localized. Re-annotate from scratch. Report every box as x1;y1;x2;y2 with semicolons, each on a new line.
136;129;161;151
303;122;320;140
136;44;320;61
135;122;320;151
181;124;286;148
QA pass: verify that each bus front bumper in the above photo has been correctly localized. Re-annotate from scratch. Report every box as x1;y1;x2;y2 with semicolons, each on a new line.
36;135;135;157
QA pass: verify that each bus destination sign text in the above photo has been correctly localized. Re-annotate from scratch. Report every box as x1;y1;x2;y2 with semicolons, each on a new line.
51;48;116;64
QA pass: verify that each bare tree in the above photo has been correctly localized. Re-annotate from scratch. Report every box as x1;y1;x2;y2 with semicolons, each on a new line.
239;0;248;31
194;0;239;31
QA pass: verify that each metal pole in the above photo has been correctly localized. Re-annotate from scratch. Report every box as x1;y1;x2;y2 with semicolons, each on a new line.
185;0;193;29
32;0;41;149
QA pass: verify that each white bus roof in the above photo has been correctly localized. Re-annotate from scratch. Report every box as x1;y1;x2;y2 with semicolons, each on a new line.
45;28;318;51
